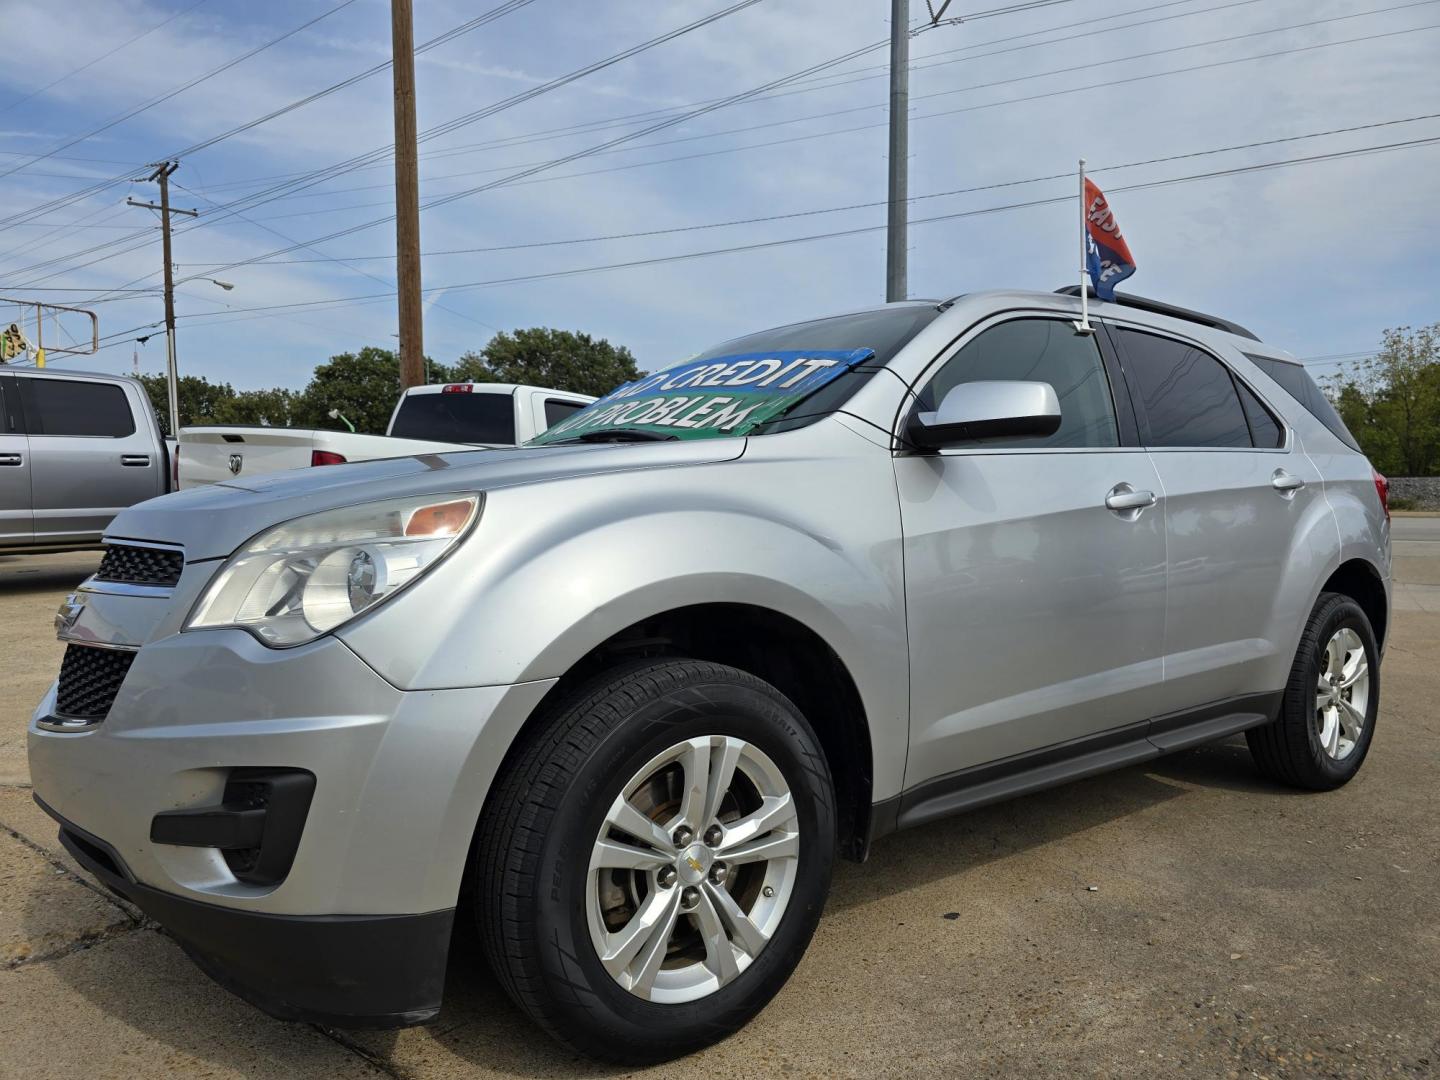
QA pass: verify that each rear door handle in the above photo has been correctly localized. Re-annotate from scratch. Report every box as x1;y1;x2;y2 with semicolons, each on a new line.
1105;483;1157;513
0;453;21;466
121;454;150;467
1271;470;1306;493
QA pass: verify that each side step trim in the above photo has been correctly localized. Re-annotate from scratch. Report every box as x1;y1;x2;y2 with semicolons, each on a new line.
876;691;1281;838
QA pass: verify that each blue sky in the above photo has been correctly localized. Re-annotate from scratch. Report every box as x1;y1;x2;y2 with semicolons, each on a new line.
2;0;1437;392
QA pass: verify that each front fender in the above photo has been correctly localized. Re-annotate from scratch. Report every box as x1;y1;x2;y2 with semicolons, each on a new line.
338;429;910;799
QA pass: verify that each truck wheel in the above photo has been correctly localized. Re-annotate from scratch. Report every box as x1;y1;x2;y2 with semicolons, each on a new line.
1247;592;1379;790
474;659;836;1063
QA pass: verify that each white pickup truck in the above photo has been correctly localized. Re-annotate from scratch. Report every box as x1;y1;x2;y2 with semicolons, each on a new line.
177;381;593;488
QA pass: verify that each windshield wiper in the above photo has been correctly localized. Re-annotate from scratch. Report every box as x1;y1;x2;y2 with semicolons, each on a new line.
552;427;679;444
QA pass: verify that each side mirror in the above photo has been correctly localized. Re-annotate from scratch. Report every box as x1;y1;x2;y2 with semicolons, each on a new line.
908;380;1061;449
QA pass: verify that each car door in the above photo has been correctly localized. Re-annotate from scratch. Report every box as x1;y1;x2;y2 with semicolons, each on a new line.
17;375;161;546
1108;323;1325;711
0;373;33;548
894;315;1169;793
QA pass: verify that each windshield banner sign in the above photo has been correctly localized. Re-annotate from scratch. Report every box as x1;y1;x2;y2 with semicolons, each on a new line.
531;348;875;444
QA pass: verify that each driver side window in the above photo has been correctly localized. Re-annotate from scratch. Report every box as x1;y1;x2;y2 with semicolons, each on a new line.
916;319;1119;448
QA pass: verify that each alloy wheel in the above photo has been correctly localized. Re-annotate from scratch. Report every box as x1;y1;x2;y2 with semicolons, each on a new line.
586;735;800;1004
1315;626;1369;761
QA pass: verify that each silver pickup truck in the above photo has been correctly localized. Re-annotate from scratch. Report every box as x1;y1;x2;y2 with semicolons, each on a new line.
29;288;1390;1063
0;367;170;554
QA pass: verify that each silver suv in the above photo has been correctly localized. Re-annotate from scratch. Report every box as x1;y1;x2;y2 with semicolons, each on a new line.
29;289;1390;1063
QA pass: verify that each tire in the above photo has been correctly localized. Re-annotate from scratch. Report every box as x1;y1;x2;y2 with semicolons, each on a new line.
1247;591;1379;790
474;659;836;1064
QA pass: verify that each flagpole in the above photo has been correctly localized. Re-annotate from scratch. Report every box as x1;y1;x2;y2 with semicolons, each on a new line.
1075;157;1092;334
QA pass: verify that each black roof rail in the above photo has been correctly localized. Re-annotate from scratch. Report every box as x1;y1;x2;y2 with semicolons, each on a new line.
1054;285;1261;342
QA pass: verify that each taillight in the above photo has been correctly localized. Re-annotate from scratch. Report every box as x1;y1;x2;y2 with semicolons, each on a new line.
311;450;347;467
1372;468;1389;522
172;445;180;489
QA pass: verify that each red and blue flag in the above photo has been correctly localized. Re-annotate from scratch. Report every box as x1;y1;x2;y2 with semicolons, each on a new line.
1083;177;1136;300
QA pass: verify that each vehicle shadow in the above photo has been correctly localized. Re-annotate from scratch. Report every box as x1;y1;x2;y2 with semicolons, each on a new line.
0;553;99;596
29;741;1287;1079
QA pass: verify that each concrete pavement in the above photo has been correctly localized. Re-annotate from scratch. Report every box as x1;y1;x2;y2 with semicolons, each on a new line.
1;539;1436;1078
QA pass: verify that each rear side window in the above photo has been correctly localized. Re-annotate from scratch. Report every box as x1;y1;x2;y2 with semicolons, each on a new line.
390;391;515;444
543;399;584;428
1246;354;1361;451
0;377;18;433
917;318;1119;448
18;377;135;437
1235;380;1284;448
1116;329;1250;448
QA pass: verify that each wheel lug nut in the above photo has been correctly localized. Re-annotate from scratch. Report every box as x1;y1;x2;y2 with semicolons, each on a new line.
710;862;728;885
672;826;693;848
657;866;677;889
681;886;700;910
703;824;724;847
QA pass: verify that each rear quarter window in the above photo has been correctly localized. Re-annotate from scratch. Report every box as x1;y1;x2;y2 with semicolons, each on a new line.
1246;354;1361;452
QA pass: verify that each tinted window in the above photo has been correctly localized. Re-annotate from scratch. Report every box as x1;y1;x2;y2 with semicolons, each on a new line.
1247;354;1361;451
1235;379;1283;448
1117;329;1250;448
543;399;584;428
916;319;1118;448
390;391;515;444
18;377;134;437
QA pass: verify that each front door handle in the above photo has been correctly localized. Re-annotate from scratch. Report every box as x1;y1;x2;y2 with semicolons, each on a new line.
121;454;150;467
1271;469;1306;493
1105;483;1157;514
0;453;21;466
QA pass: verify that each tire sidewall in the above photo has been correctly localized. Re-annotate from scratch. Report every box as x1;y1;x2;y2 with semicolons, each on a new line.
1296;597;1379;782
531;673;835;1047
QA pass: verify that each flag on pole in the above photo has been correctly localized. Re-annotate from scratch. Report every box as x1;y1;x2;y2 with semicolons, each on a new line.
1083;177;1136;300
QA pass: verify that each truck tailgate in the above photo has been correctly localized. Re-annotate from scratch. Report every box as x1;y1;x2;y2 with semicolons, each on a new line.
178;428;317;489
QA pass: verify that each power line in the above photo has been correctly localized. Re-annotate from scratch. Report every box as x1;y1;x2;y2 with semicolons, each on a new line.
174;112;1436;266
23;0;779;294
0;0;211;118
84;131;1440;343
190;0;1435;220
0;1;360;185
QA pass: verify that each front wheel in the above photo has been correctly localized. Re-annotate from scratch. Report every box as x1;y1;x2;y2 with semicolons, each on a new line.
474;660;835;1063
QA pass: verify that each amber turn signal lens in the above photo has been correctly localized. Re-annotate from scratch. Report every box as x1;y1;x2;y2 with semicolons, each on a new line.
405;498;474;537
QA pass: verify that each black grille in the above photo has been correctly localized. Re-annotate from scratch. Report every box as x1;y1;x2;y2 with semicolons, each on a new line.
55;644;136;720
95;544;183;587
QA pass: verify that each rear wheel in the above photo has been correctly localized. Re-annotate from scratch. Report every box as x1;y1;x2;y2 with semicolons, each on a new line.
1247;591;1379;790
474;659;835;1063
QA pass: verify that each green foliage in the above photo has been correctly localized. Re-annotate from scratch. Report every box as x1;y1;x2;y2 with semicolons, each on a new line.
140;327;637;437
1324;323;1440;476
448;327;642;399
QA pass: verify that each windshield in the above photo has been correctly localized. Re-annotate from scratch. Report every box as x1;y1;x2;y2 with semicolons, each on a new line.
530;305;939;445
389;390;515;443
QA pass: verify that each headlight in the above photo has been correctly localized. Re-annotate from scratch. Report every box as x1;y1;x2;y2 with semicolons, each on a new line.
188;493;480;647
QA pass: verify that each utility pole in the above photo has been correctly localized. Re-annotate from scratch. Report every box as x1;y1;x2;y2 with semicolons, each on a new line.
391;0;425;389
886;0;910;303
128;161;195;436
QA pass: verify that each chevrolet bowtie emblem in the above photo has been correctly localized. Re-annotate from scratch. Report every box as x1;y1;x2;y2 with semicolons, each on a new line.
684;854;705;873
55;593;85;636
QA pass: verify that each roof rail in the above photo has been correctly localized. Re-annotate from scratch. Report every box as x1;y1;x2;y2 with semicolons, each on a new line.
1054;285;1261;342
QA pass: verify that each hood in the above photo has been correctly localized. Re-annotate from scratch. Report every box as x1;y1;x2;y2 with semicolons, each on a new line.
108;439;745;559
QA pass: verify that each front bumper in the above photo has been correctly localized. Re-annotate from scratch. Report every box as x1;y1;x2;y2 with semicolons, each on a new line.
37;794;452;1027
28;626;555;1026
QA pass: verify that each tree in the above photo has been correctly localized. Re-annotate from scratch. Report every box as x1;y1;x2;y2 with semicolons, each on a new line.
1325;323;1440;476
450;328;642;398
292;347;406;434
138;374;238;436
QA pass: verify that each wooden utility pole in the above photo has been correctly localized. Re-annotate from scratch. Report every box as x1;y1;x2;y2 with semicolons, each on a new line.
886;0;910;303
128;161;195;436
391;0;425;389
